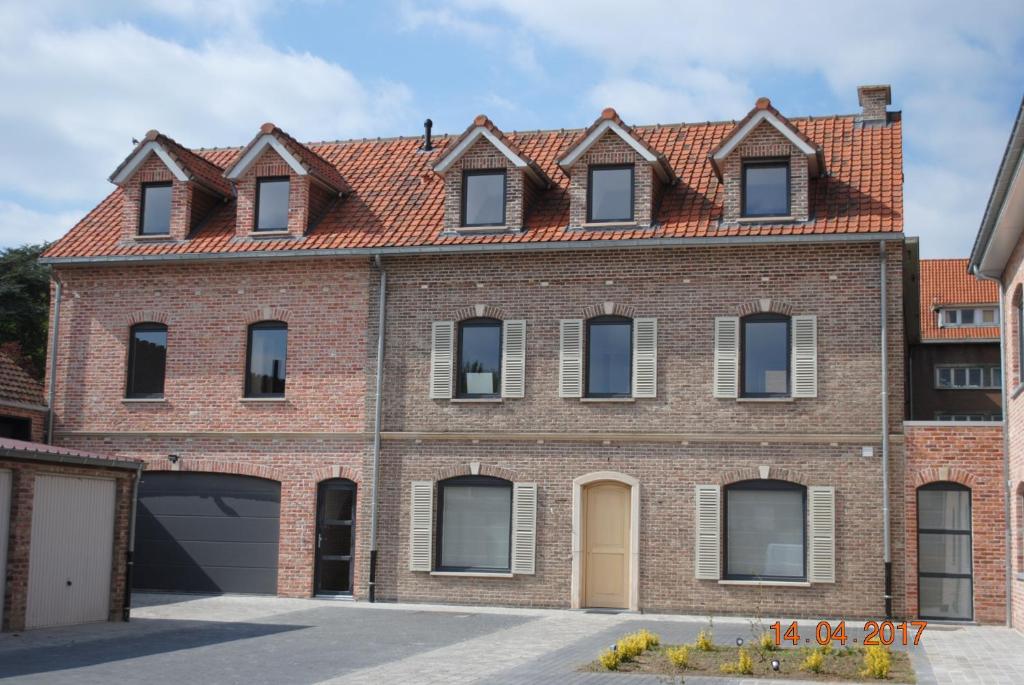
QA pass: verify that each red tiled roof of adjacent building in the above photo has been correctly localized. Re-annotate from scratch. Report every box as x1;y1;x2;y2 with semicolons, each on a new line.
0;350;45;406
0;437;141;469
43;111;903;261
919;258;1000;341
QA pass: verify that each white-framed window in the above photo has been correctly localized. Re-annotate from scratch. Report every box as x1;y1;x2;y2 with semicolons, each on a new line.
935;365;1001;390
939;306;999;328
935;412;1002;422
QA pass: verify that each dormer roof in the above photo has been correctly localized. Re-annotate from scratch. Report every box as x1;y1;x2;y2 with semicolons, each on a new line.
109;130;233;198
556;108;677;185
433;115;553;188
223;123;350;194
709;97;825;181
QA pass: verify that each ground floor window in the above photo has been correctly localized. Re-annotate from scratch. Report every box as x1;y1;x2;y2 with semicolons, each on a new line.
724;480;806;581
436;476;512;572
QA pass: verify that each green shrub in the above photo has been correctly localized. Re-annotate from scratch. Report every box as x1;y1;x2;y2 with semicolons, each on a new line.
665;645;690;670
819;640;834;656
598;649;620;671
757;631;777;653
720;647;754;675
861;645;892;679
695;629;715;652
637;629;660;649
801;650;825;673
616;633;647;661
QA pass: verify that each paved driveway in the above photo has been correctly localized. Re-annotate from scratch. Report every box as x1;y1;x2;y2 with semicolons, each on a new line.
1;594;1022;684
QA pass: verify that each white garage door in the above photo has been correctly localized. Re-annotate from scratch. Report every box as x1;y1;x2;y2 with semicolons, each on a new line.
26;475;116;629
0;469;10;626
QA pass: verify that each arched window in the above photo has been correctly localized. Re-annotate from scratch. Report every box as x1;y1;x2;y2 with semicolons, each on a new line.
586;315;632;398
436;475;512;573
741;313;790;398
457;318;502;398
724;479;806;581
126;322;168;398
246;321;287;398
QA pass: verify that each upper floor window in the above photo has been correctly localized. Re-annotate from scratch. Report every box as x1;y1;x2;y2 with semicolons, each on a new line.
586;315;632;398
742;160;790;218
436;475;512;573
255;177;290;231
741;313;790;398
461;170;506;227
457;318;502;398
935;365;1001;390
587;164;634;223
246;321;287;397
126;323;168;398
724;479;806;581
940;306;998;327
139;182;172;235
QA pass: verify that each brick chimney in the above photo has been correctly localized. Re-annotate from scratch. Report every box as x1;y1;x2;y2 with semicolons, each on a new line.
857;85;892;125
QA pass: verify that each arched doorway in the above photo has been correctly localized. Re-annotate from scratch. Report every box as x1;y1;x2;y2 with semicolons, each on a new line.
917;482;972;620
315;479;357;595
571;471;640;611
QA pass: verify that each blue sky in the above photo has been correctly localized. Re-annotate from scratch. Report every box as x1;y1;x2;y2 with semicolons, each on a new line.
1;0;1022;257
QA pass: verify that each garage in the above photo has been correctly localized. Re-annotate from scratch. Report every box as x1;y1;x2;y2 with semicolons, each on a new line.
133;472;281;594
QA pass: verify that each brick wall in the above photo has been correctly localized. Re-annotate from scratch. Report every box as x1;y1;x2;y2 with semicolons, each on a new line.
903;423;1006;624
0;458;135;632
720;121;810;224
907;343;1002;420
119;155;196;242
567;131;655;228
442;137;527;232
0;405;46;443
1000;232;1024;631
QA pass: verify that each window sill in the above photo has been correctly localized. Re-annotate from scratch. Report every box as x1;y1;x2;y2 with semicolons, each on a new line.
450;398;504;403
133;234;174;241
239;397;287;402
456;225;511;233
122;398;166;404
736;216;796;224
735;397;795;403
580;397;636;403
1017;573;1024;582
718;579;811;588
580;221;639;229
430;571;514;578
1012;383;1024;400
249;230;293;238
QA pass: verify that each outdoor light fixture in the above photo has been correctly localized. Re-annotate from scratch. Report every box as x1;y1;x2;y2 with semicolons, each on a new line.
168;454;180;464
772;659;781;672
735;637;744;647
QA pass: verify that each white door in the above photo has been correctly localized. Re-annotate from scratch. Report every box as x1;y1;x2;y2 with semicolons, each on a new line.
26;475;116;629
0;469;10;627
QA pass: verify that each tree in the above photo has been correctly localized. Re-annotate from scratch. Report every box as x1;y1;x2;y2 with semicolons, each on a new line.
0;243;51;379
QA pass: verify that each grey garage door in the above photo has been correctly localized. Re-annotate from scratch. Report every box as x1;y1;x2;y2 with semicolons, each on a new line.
134;472;281;594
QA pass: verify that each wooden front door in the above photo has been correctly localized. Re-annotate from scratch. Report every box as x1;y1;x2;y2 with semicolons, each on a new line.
583;481;630;609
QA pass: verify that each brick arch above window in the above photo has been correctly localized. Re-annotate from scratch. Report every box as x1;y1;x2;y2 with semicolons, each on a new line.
432;462;518;483
246;306;292;325
581;301;637;320
736;298;795;317
312;464;361;484
718;465;809;487
127;310;171;326
912;467;976;489
146;458;285;483
451;304;508;322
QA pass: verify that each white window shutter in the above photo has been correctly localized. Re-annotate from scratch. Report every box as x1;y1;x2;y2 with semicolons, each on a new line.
713;317;739;398
791;315;818;398
559;319;584;398
429;321;454;399
409;481;433;572
511;482;538;575
501;320;527;399
632;317;658;398
808;486;836;583
694;485;721;580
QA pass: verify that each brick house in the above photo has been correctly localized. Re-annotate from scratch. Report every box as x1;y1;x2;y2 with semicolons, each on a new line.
970;93;1024;632
40;84;919;619
0;350;46;443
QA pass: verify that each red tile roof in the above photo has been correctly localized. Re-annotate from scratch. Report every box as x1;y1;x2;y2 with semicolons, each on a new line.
225;123;350;194
43;111;903;261
919;258;999;341
557;107;678;184
0;437;141;469
0;350;44;406
110;130;234;198
439;114;554;188
709;97;825;180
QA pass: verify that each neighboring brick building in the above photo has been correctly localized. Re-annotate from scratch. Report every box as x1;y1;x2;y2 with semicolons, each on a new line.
970;93;1024;633
0;350;46;443
41;84;915;620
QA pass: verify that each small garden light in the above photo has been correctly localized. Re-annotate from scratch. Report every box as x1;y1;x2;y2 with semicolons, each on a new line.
735;637;744;647
771;659;781;672
610;644;617;652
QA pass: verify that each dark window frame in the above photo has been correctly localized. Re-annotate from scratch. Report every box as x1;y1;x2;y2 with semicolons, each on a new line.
585;315;633;398
587;164;635;223
741;159;791;218
916;481;973;621
456;317;503;399
0;415;32;441
1018;296;1024;386
244;320;288;398
254;176;291;232
314;478;357;596
125;322;168;399
435;475;513;573
139;181;173;236
460;169;507;227
740;313;791;398
723;479;807;582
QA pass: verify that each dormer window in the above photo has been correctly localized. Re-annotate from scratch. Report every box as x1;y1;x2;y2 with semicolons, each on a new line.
140;182;172;235
462;170;506;227
587;165;634;223
256;177;290;231
742;160;790;218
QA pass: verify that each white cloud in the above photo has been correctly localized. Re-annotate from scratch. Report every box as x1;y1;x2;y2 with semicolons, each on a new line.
587;74;753;124
0;201;86;249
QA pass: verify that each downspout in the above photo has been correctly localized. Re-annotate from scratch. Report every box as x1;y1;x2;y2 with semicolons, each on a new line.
45;277;63;444
974;267;1012;627
123;461;144;621
880;241;892;618
368;255;387;602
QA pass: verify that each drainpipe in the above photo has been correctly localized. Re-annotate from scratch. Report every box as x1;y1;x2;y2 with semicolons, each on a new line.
46;277;64;444
123;461;144;621
880;241;892;618
974;266;1012;627
368;255;387;602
